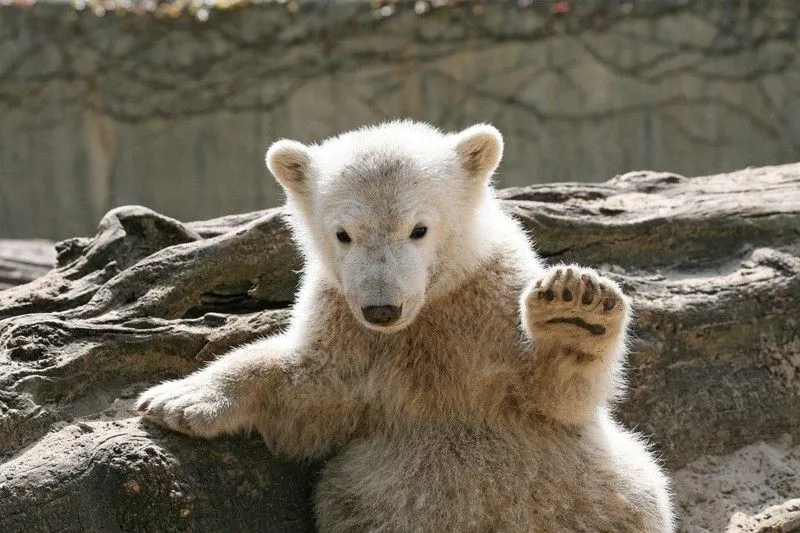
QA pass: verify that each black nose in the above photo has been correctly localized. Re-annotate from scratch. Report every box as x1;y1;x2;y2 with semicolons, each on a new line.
361;305;402;326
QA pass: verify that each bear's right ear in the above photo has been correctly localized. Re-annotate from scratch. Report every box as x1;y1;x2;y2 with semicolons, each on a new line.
452;124;504;183
266;140;311;196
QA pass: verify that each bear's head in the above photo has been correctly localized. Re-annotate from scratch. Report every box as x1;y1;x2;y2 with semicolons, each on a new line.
266;121;504;333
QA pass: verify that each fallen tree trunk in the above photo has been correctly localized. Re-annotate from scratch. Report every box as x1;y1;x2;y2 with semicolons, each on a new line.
1;164;799;531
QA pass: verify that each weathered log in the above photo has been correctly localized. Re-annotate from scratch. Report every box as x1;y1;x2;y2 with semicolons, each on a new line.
1;164;799;531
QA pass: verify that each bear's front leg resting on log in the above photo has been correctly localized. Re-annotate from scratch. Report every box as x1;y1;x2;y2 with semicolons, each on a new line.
136;336;363;458
521;265;630;425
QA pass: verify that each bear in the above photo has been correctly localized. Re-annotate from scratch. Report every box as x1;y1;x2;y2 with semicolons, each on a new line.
137;120;674;532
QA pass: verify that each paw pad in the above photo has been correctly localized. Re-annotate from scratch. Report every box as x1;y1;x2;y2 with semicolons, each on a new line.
525;265;628;336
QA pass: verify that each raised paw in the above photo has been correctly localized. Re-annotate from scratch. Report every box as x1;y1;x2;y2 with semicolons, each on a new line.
522;265;629;342
136;378;230;438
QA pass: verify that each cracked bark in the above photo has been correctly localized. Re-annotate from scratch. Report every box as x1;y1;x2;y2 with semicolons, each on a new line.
1;164;799;531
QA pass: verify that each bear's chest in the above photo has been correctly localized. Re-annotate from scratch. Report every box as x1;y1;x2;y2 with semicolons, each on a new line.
359;306;530;424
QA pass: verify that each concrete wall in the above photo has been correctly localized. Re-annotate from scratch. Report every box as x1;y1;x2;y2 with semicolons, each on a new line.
1;1;798;239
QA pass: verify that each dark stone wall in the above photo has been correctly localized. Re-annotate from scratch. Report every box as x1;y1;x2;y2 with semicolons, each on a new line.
1;0;798;238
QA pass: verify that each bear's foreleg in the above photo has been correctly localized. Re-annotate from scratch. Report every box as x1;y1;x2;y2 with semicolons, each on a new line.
520;265;630;425
136;336;363;458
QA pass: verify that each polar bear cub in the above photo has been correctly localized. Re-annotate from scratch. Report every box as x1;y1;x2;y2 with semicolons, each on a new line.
137;120;674;532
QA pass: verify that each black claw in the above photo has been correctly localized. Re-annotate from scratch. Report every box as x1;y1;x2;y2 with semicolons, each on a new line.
178;414;192;432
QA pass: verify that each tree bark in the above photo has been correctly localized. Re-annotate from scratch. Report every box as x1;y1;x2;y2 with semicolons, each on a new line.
1;164;799;531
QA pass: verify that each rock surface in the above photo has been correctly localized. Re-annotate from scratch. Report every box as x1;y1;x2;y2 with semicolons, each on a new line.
727;497;800;533
676;439;800;532
1;164;799;531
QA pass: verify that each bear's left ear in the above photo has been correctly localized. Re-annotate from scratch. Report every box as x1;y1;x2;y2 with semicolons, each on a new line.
453;124;504;182
266;139;311;196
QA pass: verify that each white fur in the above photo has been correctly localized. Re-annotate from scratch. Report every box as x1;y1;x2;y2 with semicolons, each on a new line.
275;120;509;331
138;120;674;532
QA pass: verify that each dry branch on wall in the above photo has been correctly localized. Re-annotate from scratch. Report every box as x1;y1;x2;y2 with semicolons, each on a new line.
0;164;799;531
0;240;55;290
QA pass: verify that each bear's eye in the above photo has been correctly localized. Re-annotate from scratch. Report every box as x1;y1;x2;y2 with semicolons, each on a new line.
410;225;428;240
336;230;351;244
